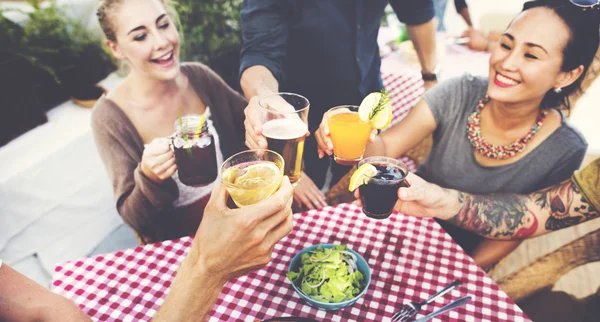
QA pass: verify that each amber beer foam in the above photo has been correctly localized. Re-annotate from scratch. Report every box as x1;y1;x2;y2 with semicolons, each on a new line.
262;118;307;185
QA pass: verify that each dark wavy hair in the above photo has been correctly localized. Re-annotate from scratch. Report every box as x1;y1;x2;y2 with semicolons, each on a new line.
521;0;600;111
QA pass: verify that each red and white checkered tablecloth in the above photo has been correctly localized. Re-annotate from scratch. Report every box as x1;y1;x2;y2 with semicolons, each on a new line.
52;203;530;322
382;72;425;127
381;71;424;172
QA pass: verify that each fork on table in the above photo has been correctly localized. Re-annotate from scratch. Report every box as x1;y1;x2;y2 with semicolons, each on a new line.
391;279;462;322
413;295;472;322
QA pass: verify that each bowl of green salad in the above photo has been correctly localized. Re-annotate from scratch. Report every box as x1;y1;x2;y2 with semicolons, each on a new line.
286;244;371;310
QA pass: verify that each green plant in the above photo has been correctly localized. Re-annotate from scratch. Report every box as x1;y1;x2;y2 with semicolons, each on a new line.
0;5;54;144
175;0;243;63
174;0;243;91
1;4;59;85
1;0;114;101
1;0;117;145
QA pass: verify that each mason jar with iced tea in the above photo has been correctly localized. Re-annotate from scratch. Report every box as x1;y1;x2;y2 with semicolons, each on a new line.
171;114;218;187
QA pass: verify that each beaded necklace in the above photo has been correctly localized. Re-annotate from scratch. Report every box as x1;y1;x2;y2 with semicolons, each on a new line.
467;94;549;160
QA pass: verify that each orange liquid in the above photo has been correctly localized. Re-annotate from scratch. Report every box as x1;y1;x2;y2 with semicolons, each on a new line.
328;112;371;163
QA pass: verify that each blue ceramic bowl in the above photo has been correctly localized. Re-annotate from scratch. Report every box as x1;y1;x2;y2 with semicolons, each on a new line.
288;244;371;310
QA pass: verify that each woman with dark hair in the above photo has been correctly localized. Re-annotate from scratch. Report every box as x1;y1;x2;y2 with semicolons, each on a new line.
317;0;599;268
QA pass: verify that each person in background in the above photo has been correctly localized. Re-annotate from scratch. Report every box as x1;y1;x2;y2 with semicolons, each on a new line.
92;0;247;243
434;0;473;31
319;0;597;269
360;157;599;242
461;27;504;52
240;0;439;211
0;178;295;322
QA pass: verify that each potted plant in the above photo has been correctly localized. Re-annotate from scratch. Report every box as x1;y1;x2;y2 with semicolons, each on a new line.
2;0;114;107
1;6;54;145
0;0;115;145
21;0;115;105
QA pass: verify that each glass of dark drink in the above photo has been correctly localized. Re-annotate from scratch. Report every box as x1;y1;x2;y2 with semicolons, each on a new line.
358;157;409;219
171;114;218;187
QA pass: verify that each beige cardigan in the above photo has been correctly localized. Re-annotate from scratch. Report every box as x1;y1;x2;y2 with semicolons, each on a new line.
91;63;247;243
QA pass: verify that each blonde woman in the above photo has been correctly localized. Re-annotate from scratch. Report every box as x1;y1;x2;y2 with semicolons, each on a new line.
92;0;247;243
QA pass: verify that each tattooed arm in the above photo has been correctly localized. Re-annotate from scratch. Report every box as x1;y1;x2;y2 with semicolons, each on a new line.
448;179;599;239
382;172;599;240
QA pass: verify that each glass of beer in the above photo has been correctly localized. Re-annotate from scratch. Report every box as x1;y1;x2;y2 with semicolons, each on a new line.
259;93;309;186
221;149;284;207
327;105;372;166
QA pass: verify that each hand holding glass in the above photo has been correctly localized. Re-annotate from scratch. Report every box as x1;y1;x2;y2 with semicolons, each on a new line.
258;93;309;186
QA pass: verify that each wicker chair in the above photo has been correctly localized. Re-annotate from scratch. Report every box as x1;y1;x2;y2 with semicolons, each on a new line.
497;228;600;302
497;228;600;321
325;165;358;206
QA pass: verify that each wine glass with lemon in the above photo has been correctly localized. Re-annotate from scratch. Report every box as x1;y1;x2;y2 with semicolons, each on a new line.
221;149;284;207
327;90;392;165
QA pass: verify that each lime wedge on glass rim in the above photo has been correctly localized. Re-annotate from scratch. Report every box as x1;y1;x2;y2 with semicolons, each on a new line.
358;92;392;130
348;163;378;192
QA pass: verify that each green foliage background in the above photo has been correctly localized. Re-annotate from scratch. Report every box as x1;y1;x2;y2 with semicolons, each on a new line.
0;0;114;91
175;0;243;64
174;0;243;90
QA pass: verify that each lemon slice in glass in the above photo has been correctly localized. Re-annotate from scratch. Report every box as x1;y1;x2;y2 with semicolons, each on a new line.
233;162;281;188
223;161;283;206
358;92;392;130
348;163;378;192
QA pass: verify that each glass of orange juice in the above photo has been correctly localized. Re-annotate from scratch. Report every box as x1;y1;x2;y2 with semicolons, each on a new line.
327;105;372;166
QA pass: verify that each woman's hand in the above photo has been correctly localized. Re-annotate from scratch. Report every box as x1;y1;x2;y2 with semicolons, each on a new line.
293;172;328;210
141;138;177;183
354;172;459;220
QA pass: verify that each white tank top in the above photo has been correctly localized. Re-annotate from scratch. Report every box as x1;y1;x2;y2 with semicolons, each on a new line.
172;107;223;208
